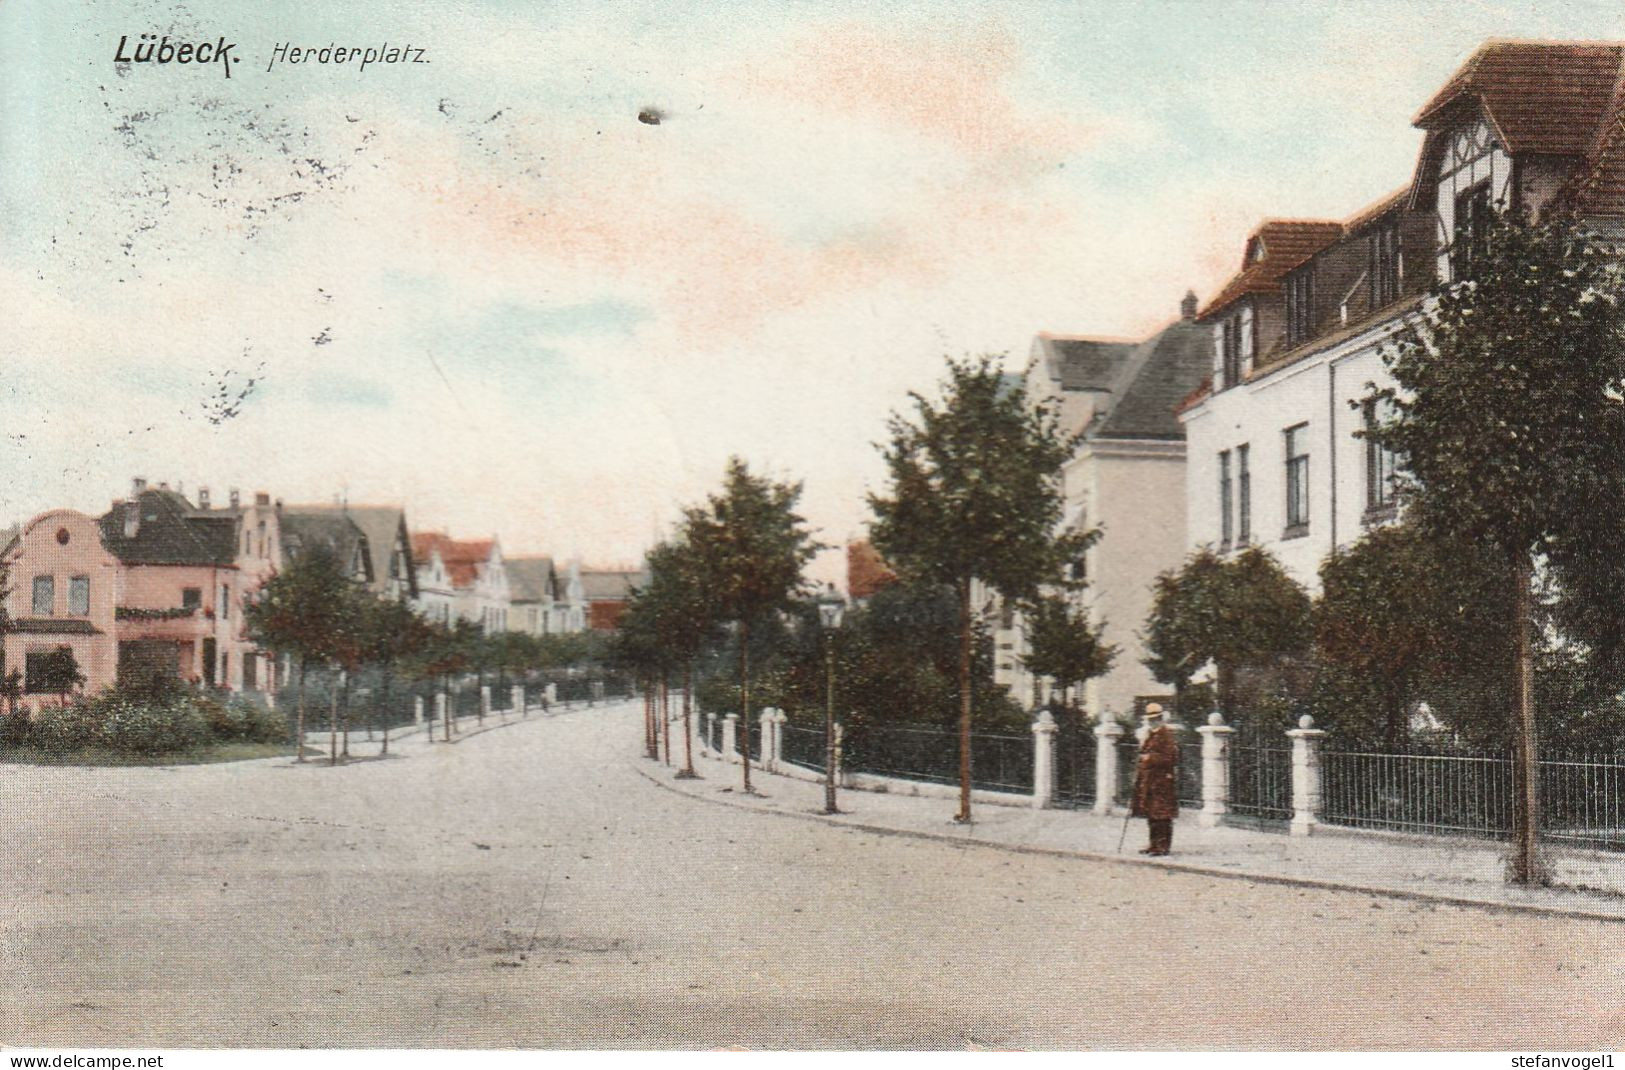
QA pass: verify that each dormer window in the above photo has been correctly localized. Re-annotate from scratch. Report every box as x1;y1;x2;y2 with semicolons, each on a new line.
1211;306;1254;391
1369;221;1401;310
1451;181;1493;278
1285;265;1315;347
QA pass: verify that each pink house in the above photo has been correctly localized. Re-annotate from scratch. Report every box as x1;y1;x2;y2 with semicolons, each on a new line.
1;480;282;710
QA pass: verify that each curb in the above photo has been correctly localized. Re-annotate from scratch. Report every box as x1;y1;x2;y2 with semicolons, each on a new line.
631;760;1625;925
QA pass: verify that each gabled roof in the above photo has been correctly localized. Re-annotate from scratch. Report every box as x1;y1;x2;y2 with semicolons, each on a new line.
580;569;647;601
1197;220;1344;320
280;512;372;582
411;532;495;589
506;556;557;603
99;489;238;567
1413;40;1625;156
1090;319;1214;441
284;504;416;597
1033;334;1139;392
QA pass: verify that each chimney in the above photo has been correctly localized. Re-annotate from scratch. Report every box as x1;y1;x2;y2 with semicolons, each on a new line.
1181;290;1199;321
198;486;210;510
158;481;169;492
229;488;240;509
123;499;139;539
131;477;147;496
255;492;270;507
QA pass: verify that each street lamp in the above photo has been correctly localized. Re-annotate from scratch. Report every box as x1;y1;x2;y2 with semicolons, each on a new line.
817;584;846;815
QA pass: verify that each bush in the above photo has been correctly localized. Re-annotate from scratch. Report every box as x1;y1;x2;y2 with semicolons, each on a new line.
96;695;210;755
29;701;104;755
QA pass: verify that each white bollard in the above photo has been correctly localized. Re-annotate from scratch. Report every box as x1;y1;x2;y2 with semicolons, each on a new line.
1031;709;1058;809
413;696;425;727
1196;711;1235;829
772;709;788;770
1287;714;1327;837
1093;717;1123;815
722;714;739;764
759;709;777;771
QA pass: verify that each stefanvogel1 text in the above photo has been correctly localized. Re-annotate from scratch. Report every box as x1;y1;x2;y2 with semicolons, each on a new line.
266;42;428;72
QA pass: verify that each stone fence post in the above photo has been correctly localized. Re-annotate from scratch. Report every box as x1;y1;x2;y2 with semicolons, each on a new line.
479;685;491;722
1093;717;1123;815
772;709;788;769
722;713;739;764
702;713;716;756
434;692;448;736
1196;711;1235;829
1287;714;1327;837
759;708;777;772
413;696;425;727
511;685;524;718
1031;709;1057;809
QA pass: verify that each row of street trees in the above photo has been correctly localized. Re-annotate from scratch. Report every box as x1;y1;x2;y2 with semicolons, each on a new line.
621;357;1112;823
245;548;613;763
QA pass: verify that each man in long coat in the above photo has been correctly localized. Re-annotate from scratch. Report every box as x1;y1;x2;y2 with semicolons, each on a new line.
1130;703;1178;855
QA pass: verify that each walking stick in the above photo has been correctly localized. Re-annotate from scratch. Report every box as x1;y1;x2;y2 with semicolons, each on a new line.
1116;810;1132;854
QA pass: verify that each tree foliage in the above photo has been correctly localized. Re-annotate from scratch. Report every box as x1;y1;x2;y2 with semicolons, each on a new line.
1019;594;1115;705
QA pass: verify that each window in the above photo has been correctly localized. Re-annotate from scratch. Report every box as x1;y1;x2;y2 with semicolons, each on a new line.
202;638;217;687
1237;444;1252;545
68;576;90;616
1452;181;1492;278
32;576;53;616
1218;450;1233;548
182;587;202;610
1214;308;1253;390
220;584;230;620
1284;423;1310;533
243;653;258;691
1369;222;1401;309
1365;400;1399;513
1286;266;1315;346
25;648;77;694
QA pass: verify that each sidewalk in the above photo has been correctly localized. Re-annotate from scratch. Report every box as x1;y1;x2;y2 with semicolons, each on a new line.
641;717;1625;923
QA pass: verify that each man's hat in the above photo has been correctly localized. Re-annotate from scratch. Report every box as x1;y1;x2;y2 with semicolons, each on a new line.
1143;703;1165;720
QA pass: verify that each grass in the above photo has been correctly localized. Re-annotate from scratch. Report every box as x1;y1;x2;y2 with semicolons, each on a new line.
0;741;296;767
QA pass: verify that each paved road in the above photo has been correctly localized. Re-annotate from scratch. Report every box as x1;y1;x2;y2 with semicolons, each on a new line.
3;700;1622;1049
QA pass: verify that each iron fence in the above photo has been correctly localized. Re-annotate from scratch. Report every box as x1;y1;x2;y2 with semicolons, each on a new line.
1227;730;1292;826
779;723;827;772
1178;740;1204;810
842;724;1034;795
1053;716;1096;808
1320;745;1625;849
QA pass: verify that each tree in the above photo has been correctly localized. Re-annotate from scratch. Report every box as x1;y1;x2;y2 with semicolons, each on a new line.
356;597;434;755
1143;547;1310;721
244;547;359;763
869;354;1092;821
1313;521;1514;749
1364;214;1625;883
680;458;820;793
1019;594;1115;713
640;537;722;778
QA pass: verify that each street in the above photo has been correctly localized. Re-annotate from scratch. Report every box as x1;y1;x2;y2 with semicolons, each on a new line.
2;699;1622;1049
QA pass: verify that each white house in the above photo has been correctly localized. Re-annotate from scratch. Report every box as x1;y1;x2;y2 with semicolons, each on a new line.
411;532;511;632
996;294;1211;719
1181;39;1625;592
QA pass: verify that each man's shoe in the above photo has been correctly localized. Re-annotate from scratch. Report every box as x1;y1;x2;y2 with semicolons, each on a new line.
1138;847;1154;855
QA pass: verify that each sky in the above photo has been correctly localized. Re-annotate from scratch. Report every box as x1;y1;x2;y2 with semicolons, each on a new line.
4;0;1625;582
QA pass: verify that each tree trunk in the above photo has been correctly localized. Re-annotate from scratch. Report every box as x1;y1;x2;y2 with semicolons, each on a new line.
1511;552;1543;885
661;670;671;766
644;681;656;759
340;670;351;759
740;619;753;794
379;667;391;756
956;579;973;824
680;662;696;777
294;659;308;763
326;669;336;761
443;676;452;742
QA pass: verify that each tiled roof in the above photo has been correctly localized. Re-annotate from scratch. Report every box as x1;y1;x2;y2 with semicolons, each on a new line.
281;512;371;581
1034;334;1138;392
580;569;646;601
1090;319;1214;441
284;504;414;597
1197;220;1344;320
506;556;557;603
98;489;238;567
1413;40;1625;156
411;533;494;589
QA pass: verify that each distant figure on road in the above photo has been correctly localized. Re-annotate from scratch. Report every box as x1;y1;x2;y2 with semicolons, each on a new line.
1130;703;1178;856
